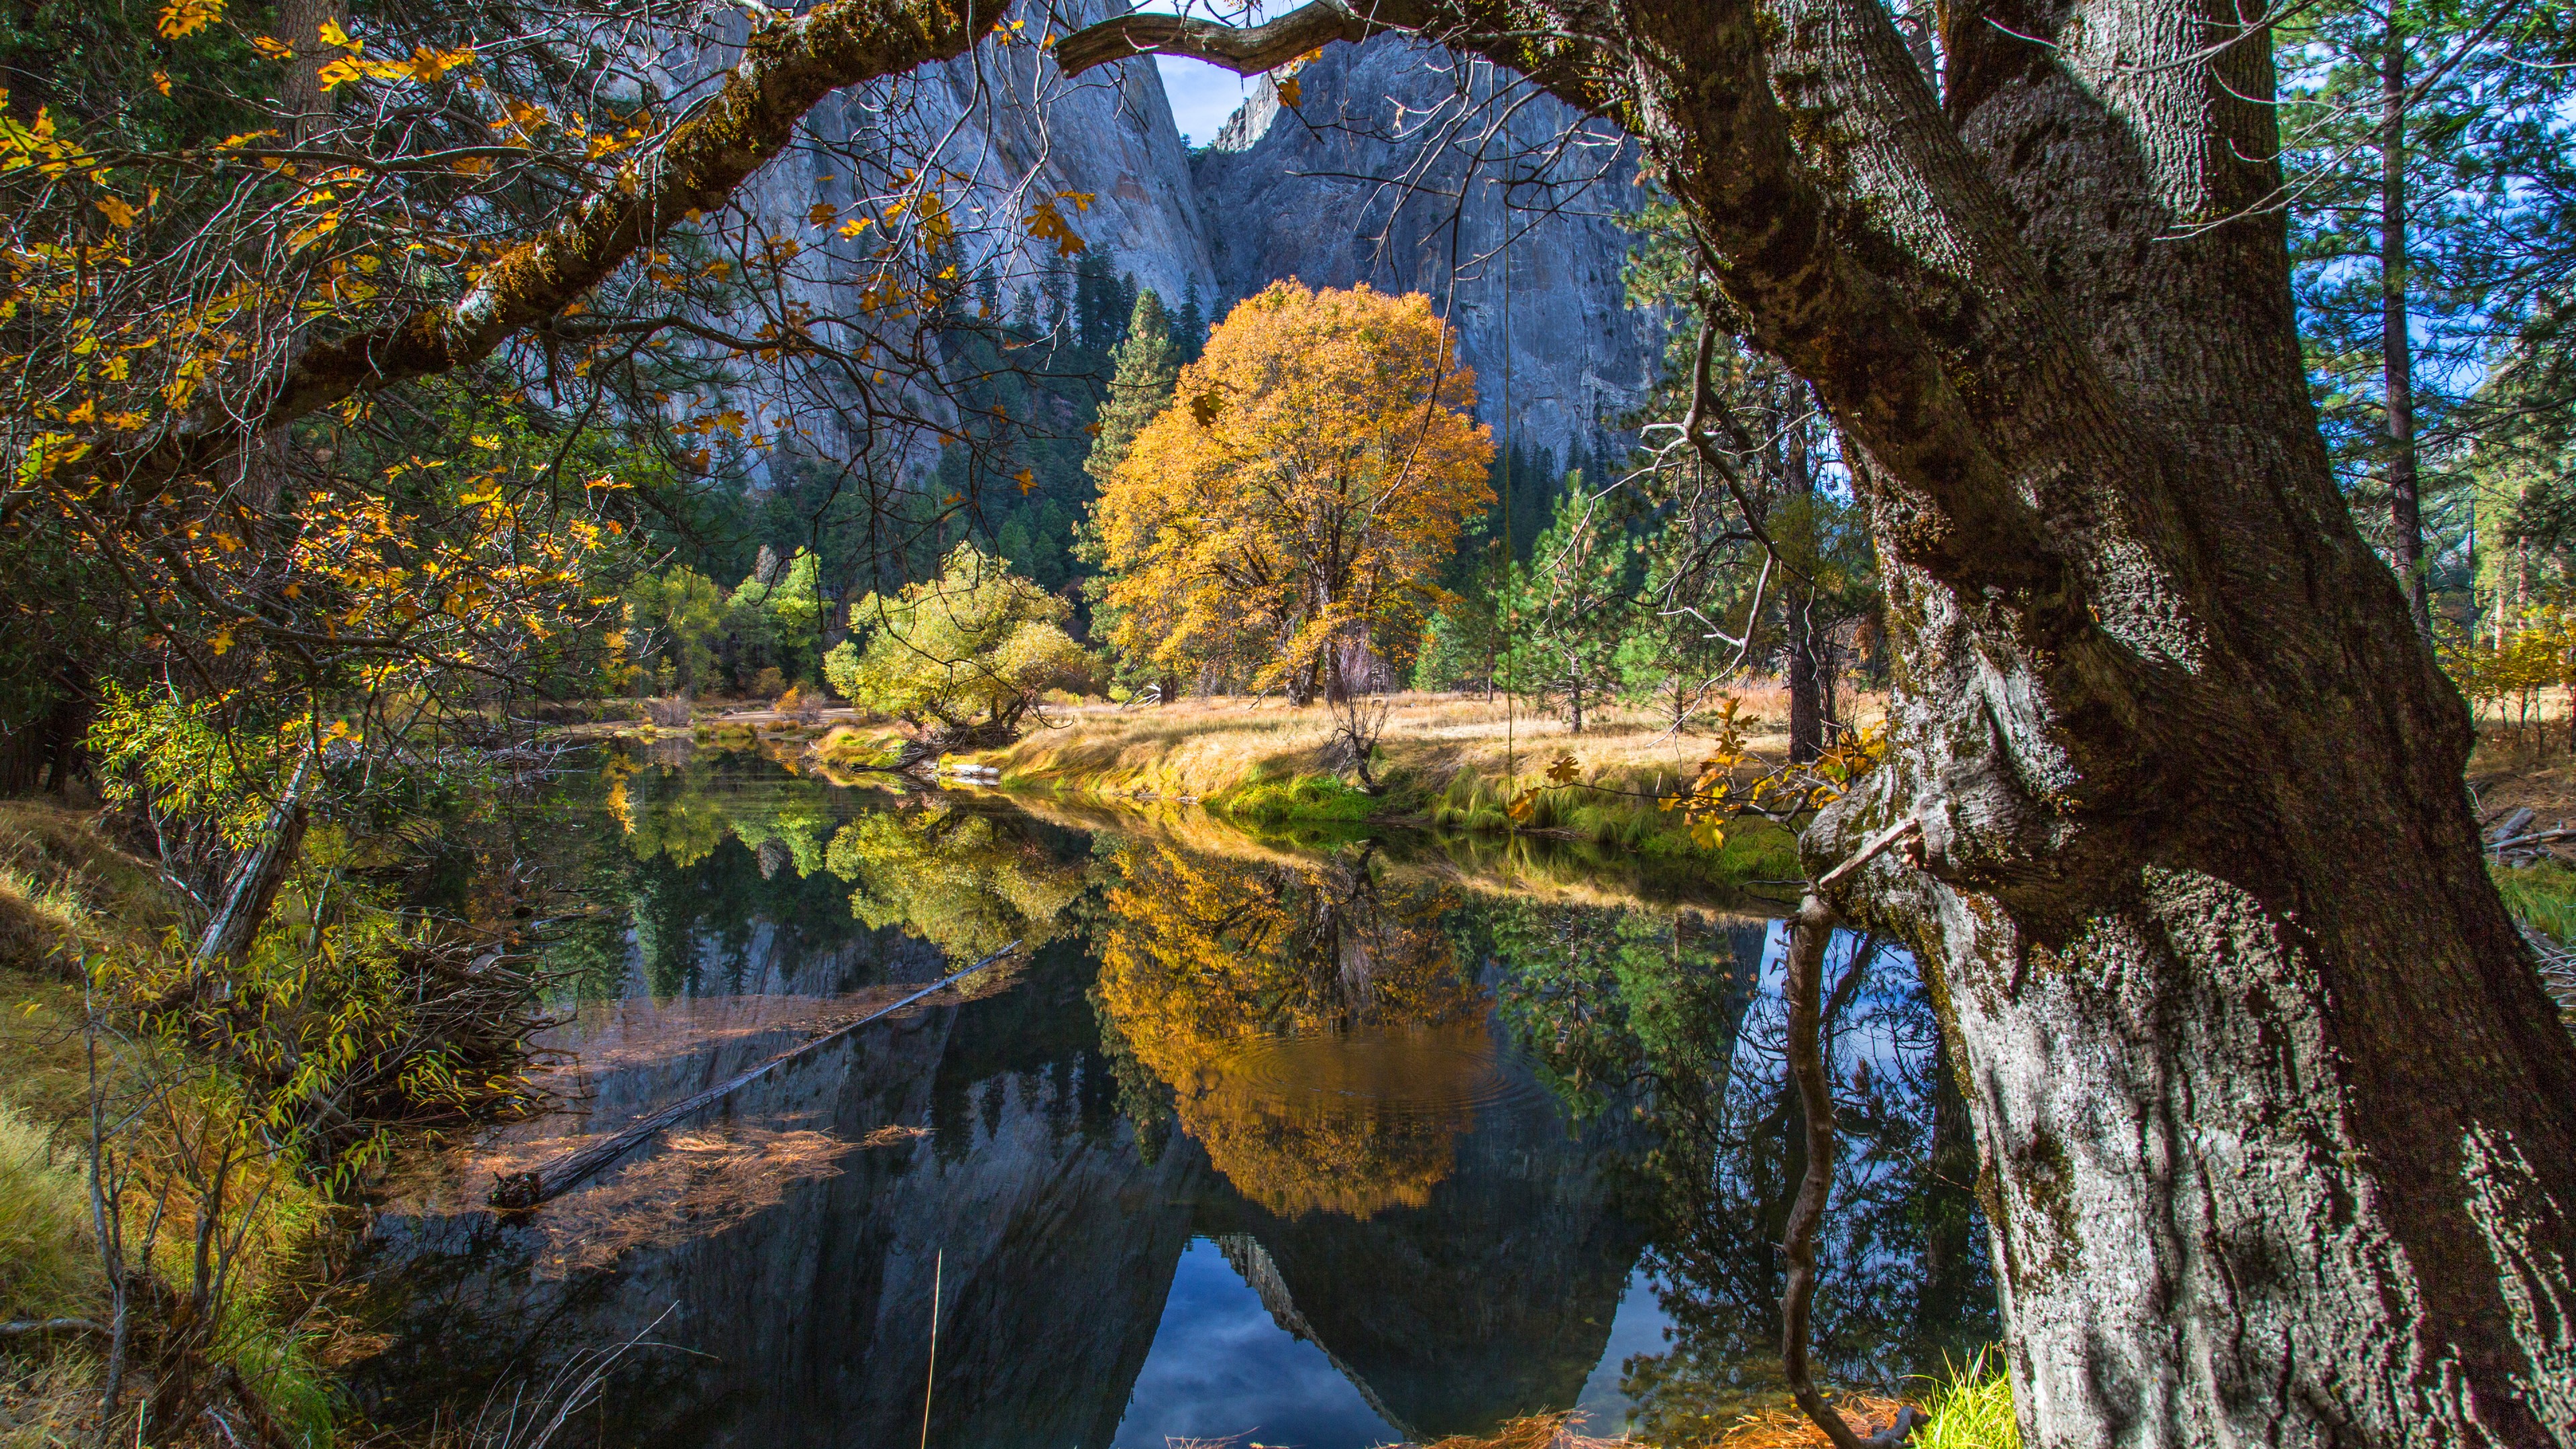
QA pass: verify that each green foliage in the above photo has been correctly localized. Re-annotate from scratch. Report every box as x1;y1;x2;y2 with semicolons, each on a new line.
724;546;825;688
1499;480;1635;732
625;566;727;695
823;803;1083;957
823;543;1093;737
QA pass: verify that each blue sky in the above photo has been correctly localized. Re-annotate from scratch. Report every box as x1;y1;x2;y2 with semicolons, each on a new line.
1155;55;1258;148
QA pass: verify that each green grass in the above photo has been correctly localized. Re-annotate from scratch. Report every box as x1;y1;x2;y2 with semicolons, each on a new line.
2495;861;2576;945
1914;1349;2020;1449
0;1100;97;1325
1210;772;1382;824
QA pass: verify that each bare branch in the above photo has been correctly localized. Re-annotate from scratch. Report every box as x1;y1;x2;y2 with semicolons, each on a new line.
1057;0;1427;78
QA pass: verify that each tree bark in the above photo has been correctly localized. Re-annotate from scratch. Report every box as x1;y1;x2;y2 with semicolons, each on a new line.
2383;25;2428;639
1784;401;1823;763
1058;0;2576;1442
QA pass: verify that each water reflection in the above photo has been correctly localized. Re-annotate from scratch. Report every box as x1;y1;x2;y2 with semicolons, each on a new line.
347;751;1991;1448
1092;841;1488;1219
1490;906;1996;1434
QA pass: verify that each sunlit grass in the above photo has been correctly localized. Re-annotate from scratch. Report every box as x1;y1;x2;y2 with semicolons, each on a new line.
1913;1349;2020;1449
0;1100;99;1325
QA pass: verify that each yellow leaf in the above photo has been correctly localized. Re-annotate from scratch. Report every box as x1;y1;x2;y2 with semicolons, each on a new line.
407;45;472;82
1544;753;1579;786
318;16;356;49
155;0;222;39
807;202;838;226
837;215;875;239
1015;468;1036;495
449;156;494;174
94;195;137;228
152;70;172;94
252;34;294;58
316;56;368;90
1277;74;1301;108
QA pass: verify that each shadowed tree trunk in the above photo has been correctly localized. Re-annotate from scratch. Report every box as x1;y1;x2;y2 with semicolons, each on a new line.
1782;400;1823;763
1060;0;2576;1442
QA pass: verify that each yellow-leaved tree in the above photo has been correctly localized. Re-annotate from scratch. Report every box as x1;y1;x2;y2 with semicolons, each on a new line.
1091;281;1494;701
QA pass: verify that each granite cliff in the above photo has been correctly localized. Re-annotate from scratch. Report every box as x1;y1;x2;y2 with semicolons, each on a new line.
733;6;1661;480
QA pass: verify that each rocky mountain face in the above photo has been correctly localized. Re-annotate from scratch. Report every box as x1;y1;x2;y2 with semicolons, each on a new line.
1190;41;1664;466
741;6;1661;481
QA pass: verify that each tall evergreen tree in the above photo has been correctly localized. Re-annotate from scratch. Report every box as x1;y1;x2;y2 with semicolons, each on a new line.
1501;480;1634;733
1173;278;1209;365
1085;290;1182;487
2284;0;2571;633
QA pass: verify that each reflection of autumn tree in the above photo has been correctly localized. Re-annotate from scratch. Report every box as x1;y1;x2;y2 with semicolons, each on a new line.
823;803;1084;959
1091;841;1484;1218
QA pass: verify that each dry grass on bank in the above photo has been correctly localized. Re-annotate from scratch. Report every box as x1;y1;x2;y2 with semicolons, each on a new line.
967;688;1885;804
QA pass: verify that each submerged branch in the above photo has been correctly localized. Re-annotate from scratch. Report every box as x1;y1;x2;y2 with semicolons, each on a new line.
488;940;1021;1209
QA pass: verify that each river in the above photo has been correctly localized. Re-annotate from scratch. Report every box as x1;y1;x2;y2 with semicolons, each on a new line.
341;747;1995;1448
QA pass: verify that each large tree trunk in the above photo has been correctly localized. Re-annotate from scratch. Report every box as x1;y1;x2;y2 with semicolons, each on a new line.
1061;0;2576;1439
1760;1;2576;1442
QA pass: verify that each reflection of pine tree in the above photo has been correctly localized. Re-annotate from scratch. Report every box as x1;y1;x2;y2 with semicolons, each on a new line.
1490;903;1998;1419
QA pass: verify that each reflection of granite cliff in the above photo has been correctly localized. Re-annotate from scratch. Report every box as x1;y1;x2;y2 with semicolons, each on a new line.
355;857;1662;1448
354;945;1203;1449
1196;1033;1648;1440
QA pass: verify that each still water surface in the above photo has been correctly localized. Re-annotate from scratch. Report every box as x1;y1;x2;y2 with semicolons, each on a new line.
348;749;1994;1448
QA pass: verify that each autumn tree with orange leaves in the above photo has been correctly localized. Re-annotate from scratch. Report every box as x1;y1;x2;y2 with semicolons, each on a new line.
1089;282;1493;702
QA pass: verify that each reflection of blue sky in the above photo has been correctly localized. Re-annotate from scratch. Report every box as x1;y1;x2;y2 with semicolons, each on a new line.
1114;1238;1401;1449
1573;1266;1676;1434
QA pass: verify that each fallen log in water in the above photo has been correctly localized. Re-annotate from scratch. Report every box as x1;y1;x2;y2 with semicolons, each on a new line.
488;941;1021;1209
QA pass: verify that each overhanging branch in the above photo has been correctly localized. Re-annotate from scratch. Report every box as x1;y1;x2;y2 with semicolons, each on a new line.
104;0;1008;494
1056;0;1425;78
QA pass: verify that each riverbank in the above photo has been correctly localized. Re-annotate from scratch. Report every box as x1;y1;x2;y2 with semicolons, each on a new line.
810;690;1858;885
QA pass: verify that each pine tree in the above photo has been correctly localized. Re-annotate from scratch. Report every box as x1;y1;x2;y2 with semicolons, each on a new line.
1173;279;1208;365
1501;479;1634;733
1085;290;1181;487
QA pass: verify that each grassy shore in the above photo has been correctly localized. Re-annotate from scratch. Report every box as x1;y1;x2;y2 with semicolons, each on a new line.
817;689;1877;888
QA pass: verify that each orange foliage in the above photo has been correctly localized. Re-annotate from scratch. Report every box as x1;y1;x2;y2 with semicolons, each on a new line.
1092;280;1494;692
1091;842;1487;1216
